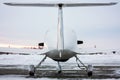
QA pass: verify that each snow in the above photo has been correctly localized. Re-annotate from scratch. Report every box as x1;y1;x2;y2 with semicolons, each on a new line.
0;75;55;80
0;47;47;55
0;54;120;66
0;47;120;66
0;54;120;79
0;75;119;80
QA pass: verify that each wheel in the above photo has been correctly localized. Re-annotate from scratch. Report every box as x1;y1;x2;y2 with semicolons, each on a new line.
58;70;62;74
87;71;93;77
87;64;93;77
29;71;35;76
29;65;35;76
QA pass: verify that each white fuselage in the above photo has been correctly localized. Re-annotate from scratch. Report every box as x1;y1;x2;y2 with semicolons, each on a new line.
45;28;78;61
44;5;78;61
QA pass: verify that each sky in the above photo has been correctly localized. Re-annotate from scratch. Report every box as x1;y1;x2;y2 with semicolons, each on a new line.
0;0;120;49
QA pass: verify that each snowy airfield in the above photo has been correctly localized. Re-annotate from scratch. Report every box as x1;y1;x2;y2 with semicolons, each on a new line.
0;54;120;65
0;53;120;79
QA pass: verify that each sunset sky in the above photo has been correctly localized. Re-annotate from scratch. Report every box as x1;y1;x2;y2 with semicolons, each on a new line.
0;0;120;49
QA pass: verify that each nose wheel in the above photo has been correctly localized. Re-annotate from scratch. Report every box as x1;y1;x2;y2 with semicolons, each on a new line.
58;70;62;74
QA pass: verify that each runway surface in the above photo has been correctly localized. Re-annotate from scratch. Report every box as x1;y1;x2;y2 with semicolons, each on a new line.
0;63;120;79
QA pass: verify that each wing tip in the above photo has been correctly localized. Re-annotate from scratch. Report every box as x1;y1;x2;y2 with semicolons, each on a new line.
4;3;13;6
110;2;118;5
4;3;9;5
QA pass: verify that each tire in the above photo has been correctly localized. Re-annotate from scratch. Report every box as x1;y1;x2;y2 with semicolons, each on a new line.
29;71;35;76
29;65;35;76
58;70;62;74
87;64;93;77
87;71;92;77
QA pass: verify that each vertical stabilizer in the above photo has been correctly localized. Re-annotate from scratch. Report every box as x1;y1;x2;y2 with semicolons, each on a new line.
57;4;64;51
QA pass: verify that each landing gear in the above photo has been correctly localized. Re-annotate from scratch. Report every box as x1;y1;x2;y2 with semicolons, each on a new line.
28;56;47;76
28;55;93;77
87;71;93;77
58;70;62;74
87;64;93;77
29;65;35;76
57;61;62;74
75;55;93;77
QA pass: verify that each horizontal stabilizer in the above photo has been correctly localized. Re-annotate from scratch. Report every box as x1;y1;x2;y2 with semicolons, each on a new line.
4;2;117;7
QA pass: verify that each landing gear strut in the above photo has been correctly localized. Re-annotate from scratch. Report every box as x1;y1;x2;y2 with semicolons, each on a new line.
75;55;93;77
57;61;62;74
29;56;47;76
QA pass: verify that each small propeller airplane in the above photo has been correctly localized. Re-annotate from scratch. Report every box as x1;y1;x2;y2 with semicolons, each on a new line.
2;1;117;77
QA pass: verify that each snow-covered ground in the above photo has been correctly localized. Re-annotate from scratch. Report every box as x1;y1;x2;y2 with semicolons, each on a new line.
0;47;120;66
0;54;120;80
0;54;120;65
0;75;119;80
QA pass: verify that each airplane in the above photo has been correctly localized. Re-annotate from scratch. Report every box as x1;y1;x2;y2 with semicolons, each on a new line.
3;1;117;77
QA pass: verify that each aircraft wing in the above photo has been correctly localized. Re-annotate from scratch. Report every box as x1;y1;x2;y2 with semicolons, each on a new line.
4;2;117;7
0;47;48;55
